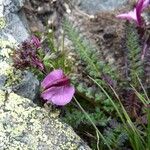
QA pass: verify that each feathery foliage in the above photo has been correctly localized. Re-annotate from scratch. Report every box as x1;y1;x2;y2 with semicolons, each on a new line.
63;19;118;81
62;18;150;150
62;107;110;127
126;24;143;87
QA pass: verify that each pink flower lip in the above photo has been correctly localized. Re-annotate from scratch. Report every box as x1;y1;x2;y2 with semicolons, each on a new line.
116;0;150;26
116;8;137;23
44;76;70;90
41;69;75;106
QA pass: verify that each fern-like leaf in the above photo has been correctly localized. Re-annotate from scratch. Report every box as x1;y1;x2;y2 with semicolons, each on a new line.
126;24;144;87
63;19;119;82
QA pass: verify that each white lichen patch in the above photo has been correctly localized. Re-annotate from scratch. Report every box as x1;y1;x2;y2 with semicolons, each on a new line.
0;60;22;88
0;90;91;149
0;39;15;74
0;39;17;49
0;47;12;58
0;61;13;76
0;39;16;64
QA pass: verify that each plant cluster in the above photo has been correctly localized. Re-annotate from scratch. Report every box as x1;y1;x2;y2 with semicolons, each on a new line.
12;0;150;149
13;32;75;106
62;0;150;149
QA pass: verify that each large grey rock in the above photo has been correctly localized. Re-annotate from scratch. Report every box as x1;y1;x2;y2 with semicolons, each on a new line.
0;90;91;150
0;75;6;88
0;40;39;101
0;59;40;101
0;0;37;100
0;0;25;15
11;71;40;100
73;0;128;15
0;0;29;43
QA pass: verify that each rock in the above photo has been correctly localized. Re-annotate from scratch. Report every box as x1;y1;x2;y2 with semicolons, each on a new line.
0;39;39;100
12;71;40;101
0;75;6;88
0;60;40;101
72;0;128;15
0;90;91;150
1;0;25;15
0;0;38;100
0;0;29;43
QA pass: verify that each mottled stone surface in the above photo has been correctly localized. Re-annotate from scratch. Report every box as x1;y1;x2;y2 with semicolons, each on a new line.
0;61;39;100
12;71;40;100
0;40;39;100
0;0;29;43
0;0;25;15
0;0;38;100
0;90;91;150
72;0;128;14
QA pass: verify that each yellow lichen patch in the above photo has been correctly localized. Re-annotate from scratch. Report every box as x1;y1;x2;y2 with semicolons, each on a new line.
0;17;6;29
0;40;10;48
0;90;90;149
0;61;22;87
60;142;79;150
0;90;5;101
8;92;29;105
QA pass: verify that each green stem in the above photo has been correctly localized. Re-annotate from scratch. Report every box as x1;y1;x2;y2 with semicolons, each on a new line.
74;97;112;150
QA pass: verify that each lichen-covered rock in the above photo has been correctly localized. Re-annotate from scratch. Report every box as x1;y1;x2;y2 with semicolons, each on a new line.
0;65;39;101
1;0;25;15
0;90;91;150
0;1;37;100
0;61;39;100
0;40;39;100
0;0;29;43
12;71;40;100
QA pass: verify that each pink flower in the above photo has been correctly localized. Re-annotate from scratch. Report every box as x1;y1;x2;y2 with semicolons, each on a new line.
141;0;150;9
41;69;75;106
116;8;137;23
13;36;45;72
116;0;150;26
31;55;45;71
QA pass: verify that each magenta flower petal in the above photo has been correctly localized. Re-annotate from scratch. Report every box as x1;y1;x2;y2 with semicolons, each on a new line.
143;0;150;8
41;69;64;90
116;9;137;22
137;0;149;10
136;0;145;25
41;85;75;106
41;69;75;106
32;58;45;71
116;0;150;26
136;0;149;25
